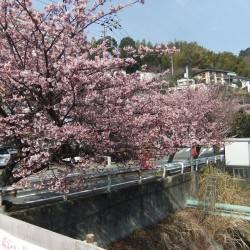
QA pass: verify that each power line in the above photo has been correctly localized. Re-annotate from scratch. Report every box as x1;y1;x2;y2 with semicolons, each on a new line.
34;0;57;5
33;0;130;41
33;0;48;5
106;27;122;41
95;14;128;41
119;26;130;37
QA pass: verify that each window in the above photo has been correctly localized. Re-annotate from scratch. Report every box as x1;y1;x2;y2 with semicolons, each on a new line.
233;168;246;179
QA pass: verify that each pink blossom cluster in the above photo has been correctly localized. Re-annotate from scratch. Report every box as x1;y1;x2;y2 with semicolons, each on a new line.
0;0;233;191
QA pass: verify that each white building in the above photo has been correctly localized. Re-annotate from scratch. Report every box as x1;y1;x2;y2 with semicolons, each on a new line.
176;78;195;88
225;138;250;179
139;72;159;81
240;78;250;92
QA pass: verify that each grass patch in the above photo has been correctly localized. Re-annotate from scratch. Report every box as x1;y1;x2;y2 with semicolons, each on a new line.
107;208;250;250
107;166;250;250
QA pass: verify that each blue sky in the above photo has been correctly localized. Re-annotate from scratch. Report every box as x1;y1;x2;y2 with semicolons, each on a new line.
33;0;250;55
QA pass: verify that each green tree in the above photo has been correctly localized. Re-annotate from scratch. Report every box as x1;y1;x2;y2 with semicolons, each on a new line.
239;47;250;58
92;36;117;54
170;41;250;78
119;36;136;58
119;37;140;73
228;108;250;138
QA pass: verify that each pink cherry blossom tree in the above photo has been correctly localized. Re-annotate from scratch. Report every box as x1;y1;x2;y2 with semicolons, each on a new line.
0;0;233;191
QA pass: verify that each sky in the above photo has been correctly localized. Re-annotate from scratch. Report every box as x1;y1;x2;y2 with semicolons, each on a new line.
32;0;250;56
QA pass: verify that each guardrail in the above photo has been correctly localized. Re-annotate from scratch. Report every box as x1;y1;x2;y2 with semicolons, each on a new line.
0;155;224;208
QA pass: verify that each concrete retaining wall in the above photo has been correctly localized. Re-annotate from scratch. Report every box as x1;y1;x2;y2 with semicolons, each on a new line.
8;172;197;247
0;214;103;250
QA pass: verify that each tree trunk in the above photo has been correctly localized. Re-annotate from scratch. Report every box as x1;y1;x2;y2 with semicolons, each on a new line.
167;153;175;163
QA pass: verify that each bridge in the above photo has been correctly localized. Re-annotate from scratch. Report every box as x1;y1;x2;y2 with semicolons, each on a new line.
0;152;224;209
0;153;224;249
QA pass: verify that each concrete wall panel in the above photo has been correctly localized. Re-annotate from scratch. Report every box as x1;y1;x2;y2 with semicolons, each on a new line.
8;172;197;247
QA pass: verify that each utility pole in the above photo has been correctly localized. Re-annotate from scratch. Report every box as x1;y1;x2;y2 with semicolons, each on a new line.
102;26;106;38
184;65;189;85
170;56;174;76
100;15;121;39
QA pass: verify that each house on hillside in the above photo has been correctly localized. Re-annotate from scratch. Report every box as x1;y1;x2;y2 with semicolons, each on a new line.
239;77;250;92
176;78;195;89
192;68;236;85
139;72;159;81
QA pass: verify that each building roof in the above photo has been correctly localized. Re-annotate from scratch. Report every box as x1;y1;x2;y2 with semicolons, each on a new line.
225;138;250;142
192;68;232;76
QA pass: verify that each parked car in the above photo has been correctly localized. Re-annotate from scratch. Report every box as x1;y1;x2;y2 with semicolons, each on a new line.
0;147;18;168
62;156;83;164
0;148;11;168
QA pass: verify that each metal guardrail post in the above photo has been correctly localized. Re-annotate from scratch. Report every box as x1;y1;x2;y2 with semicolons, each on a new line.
162;166;166;178
191;162;195;172
63;193;67;201
195;160;199;171
220;155;223;161
107;175;111;192
138;170;142;184
180;163;184;174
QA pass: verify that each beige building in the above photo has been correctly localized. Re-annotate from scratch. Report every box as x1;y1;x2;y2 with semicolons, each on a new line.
192;68;236;85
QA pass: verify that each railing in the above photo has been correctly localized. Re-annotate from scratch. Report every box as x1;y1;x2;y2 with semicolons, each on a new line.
0;155;225;208
187;199;250;221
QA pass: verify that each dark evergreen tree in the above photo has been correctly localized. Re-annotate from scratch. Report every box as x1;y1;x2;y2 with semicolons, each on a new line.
228;108;250;138
119;37;140;73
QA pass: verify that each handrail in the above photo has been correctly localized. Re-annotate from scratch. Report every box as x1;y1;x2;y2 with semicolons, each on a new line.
0;155;225;206
187;199;250;221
